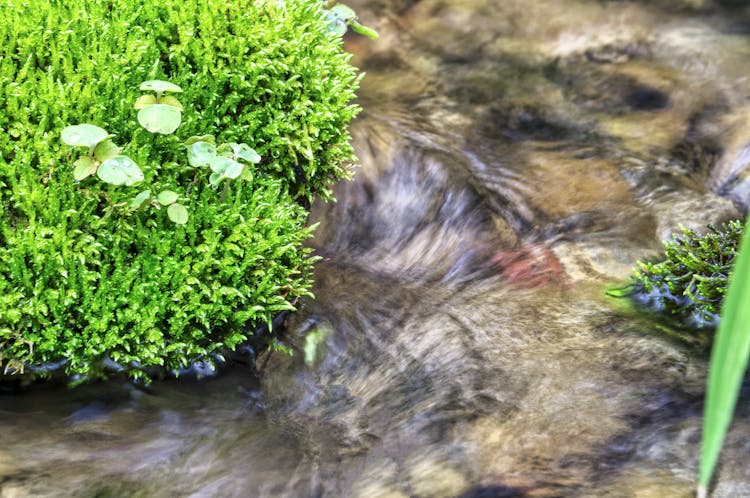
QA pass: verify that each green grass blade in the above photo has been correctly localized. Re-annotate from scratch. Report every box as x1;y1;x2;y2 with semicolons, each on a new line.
699;218;750;495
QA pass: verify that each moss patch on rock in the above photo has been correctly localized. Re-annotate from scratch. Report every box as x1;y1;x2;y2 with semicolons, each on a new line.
0;0;360;381
631;220;743;329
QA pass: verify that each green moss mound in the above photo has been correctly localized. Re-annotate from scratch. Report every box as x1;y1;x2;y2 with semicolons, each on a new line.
632;220;743;329
0;0;360;380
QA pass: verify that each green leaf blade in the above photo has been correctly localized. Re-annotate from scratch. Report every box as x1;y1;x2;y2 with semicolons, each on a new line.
157;190;179;205
235;143;261;164
209;156;242;179
134;94;157;110
137;104;182;134
216;143;235;158
329;4;356;21
73;156;99;181
699;218;750;492
325;16;348;36
209;172;222;186
167;203;189;224
130;189;152;210
93;139;121;162
184;135;215;147
187;141;217;167
160;95;183;110
97;156;144;186
61;124;109;148
139;80;183;93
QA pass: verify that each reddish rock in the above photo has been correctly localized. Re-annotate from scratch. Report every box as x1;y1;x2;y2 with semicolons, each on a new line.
491;243;566;287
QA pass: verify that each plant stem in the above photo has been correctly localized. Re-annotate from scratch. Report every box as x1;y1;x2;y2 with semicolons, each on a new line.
186;169;199;196
220;181;229;202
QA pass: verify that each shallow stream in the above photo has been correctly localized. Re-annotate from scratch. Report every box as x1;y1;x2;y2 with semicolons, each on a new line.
3;1;750;496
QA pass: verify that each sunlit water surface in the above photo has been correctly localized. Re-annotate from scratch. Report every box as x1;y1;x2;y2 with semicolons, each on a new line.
4;1;750;496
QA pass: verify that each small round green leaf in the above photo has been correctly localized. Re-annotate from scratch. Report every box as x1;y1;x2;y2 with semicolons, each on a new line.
234;143;261;164
326;18;348;36
216;143;235;158
160;95;183;110
209;172;223;186
209;155;232;174
130;189;152;209
139;80;183;93
138;104;182;134
184;135;215;146
167;203;189;225
240;167;254;182
93;139;121;162
209;156;243;179
225;161;243;179
73;156;99;181
134;94;157;110
329;4;357;21
157;190;179;205
187;141;217;168
61;124;109;148
97;156;144;186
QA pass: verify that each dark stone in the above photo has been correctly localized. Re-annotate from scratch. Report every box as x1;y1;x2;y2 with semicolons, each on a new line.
624;85;670;111
458;484;527;498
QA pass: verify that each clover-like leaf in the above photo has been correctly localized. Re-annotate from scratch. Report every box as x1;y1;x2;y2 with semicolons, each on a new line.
130;189;152;210
184;135;215;146
187;141;217;167
97;156;144;186
139;80;183;94
209;172;221;186
329;4;357;21
234;143;261;164
93;139;121;162
157;190;179;205
61;124;109;149
240;168;254;182
138;104;182;134
134;94;157;110
167;203;189;224
216;143;235;158
73;156;99;181
160;95;183;110
326;17;348;36
209;156;243;179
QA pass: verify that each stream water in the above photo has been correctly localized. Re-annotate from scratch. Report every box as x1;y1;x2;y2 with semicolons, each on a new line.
3;1;750;496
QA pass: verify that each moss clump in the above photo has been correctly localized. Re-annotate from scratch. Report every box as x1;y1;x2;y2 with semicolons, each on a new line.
632;220;743;328
0;0;360;381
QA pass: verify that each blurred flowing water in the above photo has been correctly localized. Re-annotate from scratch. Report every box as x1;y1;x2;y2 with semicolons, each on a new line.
3;1;750;496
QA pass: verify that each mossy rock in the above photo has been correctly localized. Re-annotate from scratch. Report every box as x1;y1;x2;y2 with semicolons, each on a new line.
630;220;743;330
0;0;360;381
